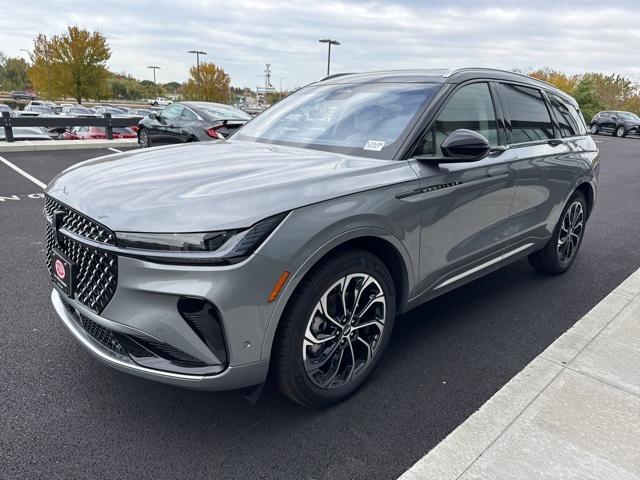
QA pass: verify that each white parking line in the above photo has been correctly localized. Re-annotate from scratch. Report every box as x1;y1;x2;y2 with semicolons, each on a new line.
0;155;47;189
107;147;122;153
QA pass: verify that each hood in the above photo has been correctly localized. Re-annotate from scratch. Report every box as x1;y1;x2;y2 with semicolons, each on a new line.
46;140;417;232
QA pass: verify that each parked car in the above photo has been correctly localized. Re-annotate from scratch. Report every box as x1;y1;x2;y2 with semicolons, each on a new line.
26;100;56;108
22;105;55;115
59;126;137;140
0;103;11;114
44;68;598;407
137;102;251;147
125;108;152;116
9;90;36;100
148;97;173;106
93;106;128;116
0;126;51;141
589;111;640;138
59;105;98;117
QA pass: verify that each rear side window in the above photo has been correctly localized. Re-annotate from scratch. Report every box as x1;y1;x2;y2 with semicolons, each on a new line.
499;84;554;144
549;95;580;137
416;82;498;156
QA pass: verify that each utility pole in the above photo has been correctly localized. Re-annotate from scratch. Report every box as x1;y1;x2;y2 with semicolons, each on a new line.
188;50;207;98
147;66;160;84
318;39;340;76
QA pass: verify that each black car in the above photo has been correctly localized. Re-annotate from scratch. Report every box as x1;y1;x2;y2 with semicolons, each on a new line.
137;102;251;147
9;90;36;100
590;111;640;138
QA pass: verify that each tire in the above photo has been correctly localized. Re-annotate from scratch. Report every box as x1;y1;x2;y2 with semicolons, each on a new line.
529;191;587;274
616;126;626;138
138;129;151;148
590;123;599;135
273;249;396;408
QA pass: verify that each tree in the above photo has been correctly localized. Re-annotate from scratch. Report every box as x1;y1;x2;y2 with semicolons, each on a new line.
183;62;230;103
580;73;633;111
528;68;579;95
573;78;603;122
28;27;111;103
0;53;30;91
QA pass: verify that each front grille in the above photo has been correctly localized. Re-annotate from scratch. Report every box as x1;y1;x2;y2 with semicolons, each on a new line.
64;301;126;356
44;196;118;313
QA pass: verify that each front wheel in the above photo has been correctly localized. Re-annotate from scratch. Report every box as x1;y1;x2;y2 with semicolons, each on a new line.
529;191;587;274
273;250;396;407
616;126;626;138
590;123;599;135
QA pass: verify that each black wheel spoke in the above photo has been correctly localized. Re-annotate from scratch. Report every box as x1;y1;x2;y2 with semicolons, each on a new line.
557;200;584;265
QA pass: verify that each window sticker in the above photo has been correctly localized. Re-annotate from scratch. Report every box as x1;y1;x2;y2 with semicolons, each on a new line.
364;140;385;151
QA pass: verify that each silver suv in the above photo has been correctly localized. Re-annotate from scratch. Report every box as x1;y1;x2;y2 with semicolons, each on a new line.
45;68;598;407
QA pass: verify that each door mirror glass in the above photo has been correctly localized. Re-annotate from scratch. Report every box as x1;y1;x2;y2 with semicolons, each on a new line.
439;129;491;161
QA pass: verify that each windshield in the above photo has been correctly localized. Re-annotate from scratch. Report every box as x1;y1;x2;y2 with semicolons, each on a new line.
619;112;640;121
234;82;441;158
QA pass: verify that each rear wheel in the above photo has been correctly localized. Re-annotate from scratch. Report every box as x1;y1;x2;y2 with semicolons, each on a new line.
273;250;395;407
138;129;151;148
616;126;626;138
589;123;599;135
529;191;587;274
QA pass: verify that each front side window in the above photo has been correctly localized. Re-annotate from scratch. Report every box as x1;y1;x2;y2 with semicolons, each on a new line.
415;82;498;156
161;105;183;121
235;82;441;159
499;84;554;144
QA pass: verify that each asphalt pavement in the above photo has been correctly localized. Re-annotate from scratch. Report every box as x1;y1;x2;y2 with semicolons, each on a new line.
1;136;639;479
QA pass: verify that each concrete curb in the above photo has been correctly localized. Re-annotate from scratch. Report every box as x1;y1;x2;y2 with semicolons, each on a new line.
399;267;640;480
0;139;138;152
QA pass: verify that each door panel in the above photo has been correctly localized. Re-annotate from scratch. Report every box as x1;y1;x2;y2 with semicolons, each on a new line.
407;81;517;296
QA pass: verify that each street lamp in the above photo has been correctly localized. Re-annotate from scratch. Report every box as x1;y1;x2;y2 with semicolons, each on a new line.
318;39;340;76
147;65;160;84
188;50;207;98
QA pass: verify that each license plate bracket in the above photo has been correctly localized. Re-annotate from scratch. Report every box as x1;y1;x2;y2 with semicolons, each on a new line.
51;248;75;298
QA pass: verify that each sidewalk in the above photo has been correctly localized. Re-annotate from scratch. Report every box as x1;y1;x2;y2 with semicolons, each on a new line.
0;138;138;153
400;267;640;480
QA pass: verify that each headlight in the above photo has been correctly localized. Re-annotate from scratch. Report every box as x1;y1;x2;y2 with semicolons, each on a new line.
115;212;288;265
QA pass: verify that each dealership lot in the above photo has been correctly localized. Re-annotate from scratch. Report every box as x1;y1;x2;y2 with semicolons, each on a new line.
1;136;639;479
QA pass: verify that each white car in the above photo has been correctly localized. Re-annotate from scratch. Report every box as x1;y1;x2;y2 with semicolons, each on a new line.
148;97;173;106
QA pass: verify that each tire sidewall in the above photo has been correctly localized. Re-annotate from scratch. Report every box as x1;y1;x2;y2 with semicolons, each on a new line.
280;251;396;406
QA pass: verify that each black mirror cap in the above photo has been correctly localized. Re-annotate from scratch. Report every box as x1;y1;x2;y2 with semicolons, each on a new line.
440;129;491;162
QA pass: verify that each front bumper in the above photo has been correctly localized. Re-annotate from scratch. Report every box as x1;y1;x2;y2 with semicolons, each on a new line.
50;251;291;390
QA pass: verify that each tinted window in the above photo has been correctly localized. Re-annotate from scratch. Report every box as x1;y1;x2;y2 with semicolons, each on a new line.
181;108;197;121
499;84;554;143
416;82;497;156
549;95;579;137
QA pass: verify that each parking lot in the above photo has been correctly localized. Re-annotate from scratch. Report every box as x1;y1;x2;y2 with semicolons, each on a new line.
1;135;639;479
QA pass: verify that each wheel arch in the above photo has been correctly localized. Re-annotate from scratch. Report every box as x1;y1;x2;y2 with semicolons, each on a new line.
575;181;595;218
259;228;414;361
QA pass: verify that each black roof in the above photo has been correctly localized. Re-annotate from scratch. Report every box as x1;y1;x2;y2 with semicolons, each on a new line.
319;68;574;104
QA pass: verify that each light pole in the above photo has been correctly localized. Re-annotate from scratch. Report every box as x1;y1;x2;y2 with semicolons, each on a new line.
318;39;340;76
147;65;160;84
188;50;207;99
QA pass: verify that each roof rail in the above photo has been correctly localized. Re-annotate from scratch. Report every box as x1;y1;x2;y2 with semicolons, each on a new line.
319;72;357;81
443;67;561;91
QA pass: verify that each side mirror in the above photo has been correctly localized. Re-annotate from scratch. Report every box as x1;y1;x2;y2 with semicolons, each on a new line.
440;129;491;162
149;112;157;120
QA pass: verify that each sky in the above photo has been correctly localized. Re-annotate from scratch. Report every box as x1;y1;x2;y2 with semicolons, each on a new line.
0;0;639;89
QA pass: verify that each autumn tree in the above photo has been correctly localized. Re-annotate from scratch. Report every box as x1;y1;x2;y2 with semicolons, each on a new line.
28;27;111;103
183;62;230;103
573;78;603;122
528;68;579;95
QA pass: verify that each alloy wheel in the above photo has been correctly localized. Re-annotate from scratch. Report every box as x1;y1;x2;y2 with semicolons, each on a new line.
139;131;149;147
557;201;584;266
616;126;626;138
590;124;598;135
302;273;386;389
